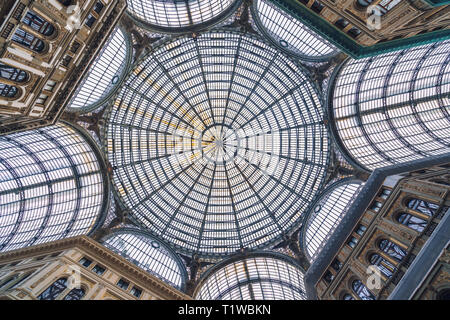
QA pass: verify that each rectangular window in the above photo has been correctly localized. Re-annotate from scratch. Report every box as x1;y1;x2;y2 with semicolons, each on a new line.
92;265;106;276
130;286;142;298
79;257;92;268
331;258;342;272
117;278;129;290
85;14;96;28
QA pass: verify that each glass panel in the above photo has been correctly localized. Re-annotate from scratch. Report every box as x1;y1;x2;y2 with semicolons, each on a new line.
0;83;18;97
379;239;406;262
0;63;28;82
68;28;128;110
126;0;237;29
396;213;427;232
407;198;439;217
63;288;85;300
195;255;306;300
331;40;450;170
352;279;375;300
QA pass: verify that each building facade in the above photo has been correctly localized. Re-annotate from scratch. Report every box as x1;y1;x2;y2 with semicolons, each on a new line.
0;236;190;300
0;0;449;301
310;163;450;300
0;0;126;134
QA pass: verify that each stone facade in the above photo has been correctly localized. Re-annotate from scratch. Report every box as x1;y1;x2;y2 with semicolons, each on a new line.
315;163;450;300
0;0;126;134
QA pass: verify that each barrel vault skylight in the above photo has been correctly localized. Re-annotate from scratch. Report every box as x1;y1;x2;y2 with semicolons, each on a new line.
104;30;329;258
330;40;450;171
126;0;241;31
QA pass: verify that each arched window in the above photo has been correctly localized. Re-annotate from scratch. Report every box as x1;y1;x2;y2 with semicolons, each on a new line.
0;83;18;98
57;0;74;5
369;253;396;278
12;28;45;53
10;272;33;289
396;212;427;233
379;239;406;262
38;278;67;300
406;198;439;217
352;279;375;300
0;63;28;82
63;288;86;300
22;11;55;37
437;289;450;300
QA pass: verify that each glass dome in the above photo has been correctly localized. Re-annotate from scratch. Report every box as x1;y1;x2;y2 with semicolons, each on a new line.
0;123;108;252
330;40;450;171
104;30;329;257
194;252;307;300
126;0;241;32
67;27;131;112
301;179;363;262
252;0;338;61
102;229;187;291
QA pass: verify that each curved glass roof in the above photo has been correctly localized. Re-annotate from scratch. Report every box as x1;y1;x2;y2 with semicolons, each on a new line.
194;253;306;300
126;0;240;31
302;179;362;262
67;27;129;112
253;0;338;61
105;30;329;257
330;40;450;171
102;229;187;290
0;123;106;252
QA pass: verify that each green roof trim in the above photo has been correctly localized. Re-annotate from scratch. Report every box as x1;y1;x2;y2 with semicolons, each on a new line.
423;0;450;6
270;0;450;59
